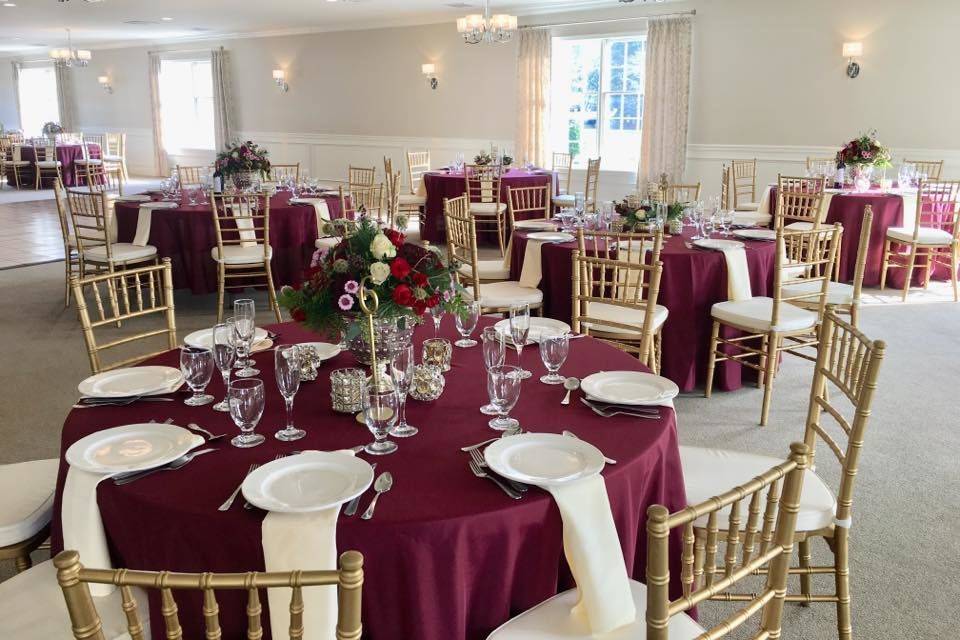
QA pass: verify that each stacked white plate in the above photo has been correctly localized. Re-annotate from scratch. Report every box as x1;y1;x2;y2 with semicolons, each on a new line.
580;371;679;406
78;366;184;398
527;231;576;243
115;194;152;203
242;452;374;512
484;433;605;486
65;423;202;475
692;238;745;251
494;317;571;343
732;229;776;241
184;327;269;349
514;219;558;231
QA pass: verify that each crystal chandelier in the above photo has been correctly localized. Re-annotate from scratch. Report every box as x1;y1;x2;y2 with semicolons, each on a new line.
456;0;517;45
49;29;92;68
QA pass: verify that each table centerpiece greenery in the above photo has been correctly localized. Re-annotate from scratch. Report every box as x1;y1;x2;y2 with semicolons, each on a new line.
214;140;272;190
836;130;892;192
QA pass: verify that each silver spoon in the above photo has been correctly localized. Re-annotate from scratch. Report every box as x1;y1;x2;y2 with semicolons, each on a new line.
561;377;580;405
360;472;393;520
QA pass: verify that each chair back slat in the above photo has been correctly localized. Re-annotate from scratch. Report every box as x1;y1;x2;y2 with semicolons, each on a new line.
67;188;112;256
211;193;271;257
348;165;376;189
914;179;960;240
120;584;147;640
776;174;826;229
507;185;551;229
731;158;757;208
159;582;183;640
176;165;210;187
201;574;222;640
583;157;601;211
720;164;730;210
443;196;479;297
384;170;402;227
406;151;430;195
246;577;263;640
465;164;502;205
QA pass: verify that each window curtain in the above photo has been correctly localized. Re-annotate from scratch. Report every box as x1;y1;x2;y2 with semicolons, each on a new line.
148;52;170;177
54;64;76;131
10;62;22;131
515;29;551;168
211;47;236;151
637;15;692;190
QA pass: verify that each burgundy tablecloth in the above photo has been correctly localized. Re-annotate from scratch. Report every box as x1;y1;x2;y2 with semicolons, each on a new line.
421;168;557;243
51;318;687;640
115;193;343;294
4;143;100;187
509;229;778;392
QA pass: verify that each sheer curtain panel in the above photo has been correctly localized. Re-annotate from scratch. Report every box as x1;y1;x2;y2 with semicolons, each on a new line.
148;52;170;177
211;47;236;151
515;29;551;169
54;64;76;131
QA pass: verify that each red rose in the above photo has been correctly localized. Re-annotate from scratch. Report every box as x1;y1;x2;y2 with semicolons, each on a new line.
412;272;428;287
390;257;412;280
291;308;306;322
385;228;406;249
427;295;440;307
413;300;427;315
392;284;414;306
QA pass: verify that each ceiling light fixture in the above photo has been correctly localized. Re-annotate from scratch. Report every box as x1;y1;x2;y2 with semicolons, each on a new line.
50;28;91;68
456;0;516;45
3;3;17;7
161;17;173;21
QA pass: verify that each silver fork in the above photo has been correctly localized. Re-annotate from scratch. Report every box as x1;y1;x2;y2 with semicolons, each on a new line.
244;454;285;509
579;398;660;419
220;463;259;511
113;448;217;485
469;460;521;499
468;448;528;493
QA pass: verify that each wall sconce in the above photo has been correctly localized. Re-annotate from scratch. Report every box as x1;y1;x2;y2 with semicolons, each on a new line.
842;42;862;79
97;75;113;94
272;69;289;93
422;63;438;90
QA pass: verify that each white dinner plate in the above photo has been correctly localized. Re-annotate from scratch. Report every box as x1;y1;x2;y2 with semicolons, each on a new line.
527;231;576;243
514;220;558;231
494;317;571;343
184;327;268;349
65;423;203;475
242;452;374;513
115;194;152;203
693;238;745;252
296;342;342;362
580;371;679;406
732;229;776;241
77;366;184;398
484;433;605;486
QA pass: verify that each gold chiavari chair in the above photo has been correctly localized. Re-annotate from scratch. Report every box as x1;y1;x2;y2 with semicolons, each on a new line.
406;150;430;195
53;180;81;306
101;132;128;183
45;549;363;640
705;224;843;425
71;259;177;374
4;140;31;189
348;165;376;190
444;195;542;314
4;131;25;144
552;157;601;212
806;156;836;172
74;134;105;186
465;163;508;257
269;163;301;183
68;187;158;281
211;192;282;323
507;184;553;234
902;158;943;180
82;161;122;196
176;164;209;187
31;141;63;190
551;151;574;196
56;132;83;145
682;310;885;640
489;443;810;640
384;168;402;228
389;153;426;222
731;158;759;211
776;174;827;230
720;164;730;210
880;179;960;302
0;459;58;579
351;183;385;221
663;182;701;204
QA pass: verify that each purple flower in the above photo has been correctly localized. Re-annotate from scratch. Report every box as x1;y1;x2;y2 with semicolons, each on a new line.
338;294;354;311
310;248;325;268
344;280;359;294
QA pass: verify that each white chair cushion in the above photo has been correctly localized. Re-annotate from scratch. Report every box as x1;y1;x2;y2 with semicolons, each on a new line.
102;155;123;162
315;237;340;250
398;194;426;206
732;211;772;227
8;160;31;167
487;580;706;640
476;281;543;309
711;296;817;333
886;226;954;246
582;301;668;336
85;243;158;264
0;560;152;640
552;194;576;206
211;244;273;265
0;459;58;547
784;221;815;231
470;202;507;215
782;280;855;306
74;159;103;166
35;161;62;168
514;220;557;231
679;446;837;532
459;259;510;281
735;201;760;211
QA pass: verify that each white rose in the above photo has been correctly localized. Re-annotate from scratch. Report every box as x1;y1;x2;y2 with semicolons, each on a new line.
370;261;390;285
370;233;397;260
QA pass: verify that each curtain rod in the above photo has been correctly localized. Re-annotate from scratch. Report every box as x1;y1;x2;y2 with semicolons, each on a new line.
520;9;695;30
147;46;218;55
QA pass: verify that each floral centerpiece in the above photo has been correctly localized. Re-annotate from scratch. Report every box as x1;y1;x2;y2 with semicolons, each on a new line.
214;140;272;190
42;122;63;136
614;197;652;230
836;130;892;192
279;217;466;364
474;150;494;166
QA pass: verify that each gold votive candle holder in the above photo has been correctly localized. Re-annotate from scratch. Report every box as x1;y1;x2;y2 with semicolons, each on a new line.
422;338;452;372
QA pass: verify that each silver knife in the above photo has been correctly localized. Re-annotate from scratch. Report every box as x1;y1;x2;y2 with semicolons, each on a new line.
343;463;377;516
113;448;216;485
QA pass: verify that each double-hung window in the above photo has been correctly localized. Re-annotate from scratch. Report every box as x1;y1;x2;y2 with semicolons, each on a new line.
17;64;60;138
158;57;215;152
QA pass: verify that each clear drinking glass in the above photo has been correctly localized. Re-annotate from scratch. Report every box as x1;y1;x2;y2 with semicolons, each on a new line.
180;346;215;406
539;332;570;385
229;378;266;448
388;345;417;438
480;326;506;415
487;365;522;431
212;321;237;412
429;303;445;336
508;304;532;380
363;382;399;455
720;209;736;236
454;301;481;347
233;299;259;377
274;345;305;441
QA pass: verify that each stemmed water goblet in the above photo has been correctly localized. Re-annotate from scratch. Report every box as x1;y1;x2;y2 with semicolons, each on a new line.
720;209;735;236
180;346;215;406
429;303;445;336
212;321;237;412
229;378;266;448
388;345;417;438
508;303;532;380
363;381;399;455
480;326;506;416
487;365;522;431
539;332;570;385
233;299;260;378
454;300;480;347
274;345;305;441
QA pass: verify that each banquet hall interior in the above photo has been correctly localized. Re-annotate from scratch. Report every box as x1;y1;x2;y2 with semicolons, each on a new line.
0;0;957;639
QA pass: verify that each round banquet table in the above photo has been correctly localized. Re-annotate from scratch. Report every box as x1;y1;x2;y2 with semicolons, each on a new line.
51;317;687;640
114;192;344;295
421;168;558;244
4;143;100;187
509;228;779;392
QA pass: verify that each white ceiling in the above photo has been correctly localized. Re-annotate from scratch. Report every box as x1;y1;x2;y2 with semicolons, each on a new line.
0;0;673;54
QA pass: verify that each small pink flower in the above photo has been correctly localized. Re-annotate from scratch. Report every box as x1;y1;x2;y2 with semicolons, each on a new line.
344;280;359;294
443;289;453;302
338;294;354;311
310;248;326;268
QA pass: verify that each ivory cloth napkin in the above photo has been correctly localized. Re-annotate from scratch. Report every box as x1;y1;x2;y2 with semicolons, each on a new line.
516;239;548;287
719;246;752;301
132;202;178;246
261;449;354;640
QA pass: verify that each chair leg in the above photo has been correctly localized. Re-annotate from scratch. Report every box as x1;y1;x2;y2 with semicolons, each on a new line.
952;244;959;302
901;246;917;302
265;262;282;323
14;553;32;573
879;240;891;291
216;264;226;323
923;249;934;290
759;333;779;426
704;320;720;398
35;166;40;190
834;529;852;640
496;214;506;258
756;334;768;389
798;538;813;606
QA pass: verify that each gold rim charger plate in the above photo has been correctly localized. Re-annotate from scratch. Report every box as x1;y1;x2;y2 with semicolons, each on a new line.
580;371;679;406
77;366;184;398
65;423;203;475
484;433;605;486
242;451;374;513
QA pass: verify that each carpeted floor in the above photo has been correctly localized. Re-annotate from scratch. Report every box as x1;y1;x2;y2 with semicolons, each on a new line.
0;256;956;639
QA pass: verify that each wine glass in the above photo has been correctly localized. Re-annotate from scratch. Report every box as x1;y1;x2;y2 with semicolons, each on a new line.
233;299;259;378
229;378;266;448
480;326;506;416
180;346;215;406
487;365;522;431
454;300;480;347
720;209;736;236
211;321;237;412
539;332;570;385
429;303;444;336
274;345;305;441
388;345;417;438
508;304;532;380
363;381;399;455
